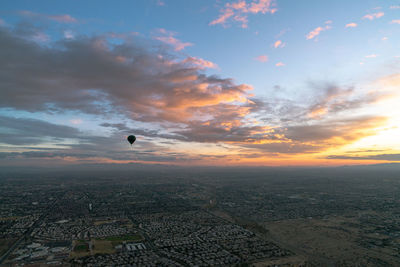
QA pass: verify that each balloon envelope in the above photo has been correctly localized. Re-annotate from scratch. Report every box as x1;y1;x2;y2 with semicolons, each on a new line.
127;135;136;145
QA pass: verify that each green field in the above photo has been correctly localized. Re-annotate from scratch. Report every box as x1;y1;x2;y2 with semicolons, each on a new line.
73;243;89;252
70;240;91;258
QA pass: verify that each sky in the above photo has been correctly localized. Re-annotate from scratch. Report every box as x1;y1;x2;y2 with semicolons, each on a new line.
1;0;400;167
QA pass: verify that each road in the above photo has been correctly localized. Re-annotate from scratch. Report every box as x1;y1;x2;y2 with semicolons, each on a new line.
0;197;61;264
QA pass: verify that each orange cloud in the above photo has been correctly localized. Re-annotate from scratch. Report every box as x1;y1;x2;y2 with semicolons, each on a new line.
390;20;400;24
377;73;400;87
182;57;218;69
275;62;285;67
273;40;285;48
362;12;384;20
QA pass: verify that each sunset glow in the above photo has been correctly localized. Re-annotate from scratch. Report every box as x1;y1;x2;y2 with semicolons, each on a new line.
1;0;400;167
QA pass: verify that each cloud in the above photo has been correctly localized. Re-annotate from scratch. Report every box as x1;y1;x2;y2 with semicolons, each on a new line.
306;22;332;40
0;25;252;135
19;10;77;23
70;119;83;125
100;122;184;141
390;20;400;24
239;116;386;154
47;14;77;23
327;154;400;161
306;83;390;118
0;115;82;145
210;0;277;28
275;62;285;67
209;8;235;26
390;6;400;9
64;30;75;39
345;23;357;28
255;55;268;62
273;40;285;48
10;22;51;43
365;54;378;58
0;23;394;165
182;56;218;69
154;28;193;51
31;31;49;43
0;116;195;164
362;12;384;20
285;116;386;144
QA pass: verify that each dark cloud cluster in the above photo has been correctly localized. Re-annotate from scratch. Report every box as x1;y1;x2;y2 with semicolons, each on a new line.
0;26;251;123
0;115;81;145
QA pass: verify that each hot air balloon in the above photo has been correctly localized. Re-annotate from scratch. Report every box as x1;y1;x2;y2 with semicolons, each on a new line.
127;135;136;145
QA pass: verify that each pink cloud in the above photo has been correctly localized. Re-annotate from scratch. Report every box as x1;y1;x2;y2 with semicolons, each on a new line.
209;8;235;26
390;20;400;24
19;10;77;23
154;29;193;51
234;15;249;28
365;54;378;58
183;57;218;69
273;40;285;48
255;55;268;62
362;12;384;20
390;6;400;9
306;24;331;40
48;14;77;23
228;1;247;10
248;0;276;14
275;62;285;67
345;22;357;28
70;119;83;125
157;0;165;6
210;0;276;28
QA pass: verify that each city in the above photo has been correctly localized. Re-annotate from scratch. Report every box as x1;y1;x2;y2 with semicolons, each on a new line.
1;167;400;266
